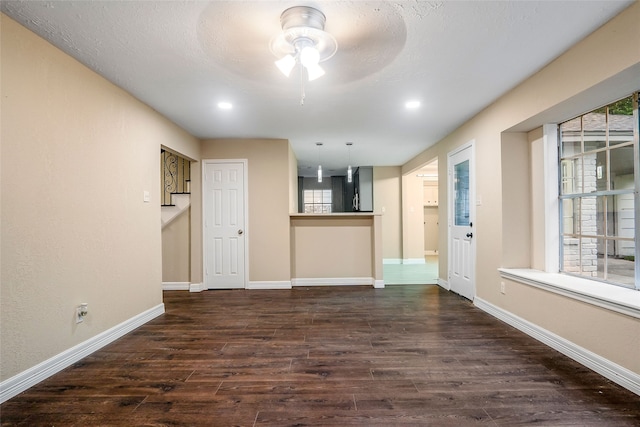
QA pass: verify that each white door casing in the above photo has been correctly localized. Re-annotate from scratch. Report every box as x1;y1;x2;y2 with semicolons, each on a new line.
203;160;248;289
448;142;476;300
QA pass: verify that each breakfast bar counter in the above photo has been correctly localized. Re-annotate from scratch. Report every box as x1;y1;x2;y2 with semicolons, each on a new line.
289;213;383;288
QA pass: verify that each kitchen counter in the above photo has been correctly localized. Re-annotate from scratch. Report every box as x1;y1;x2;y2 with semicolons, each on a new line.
289;213;383;288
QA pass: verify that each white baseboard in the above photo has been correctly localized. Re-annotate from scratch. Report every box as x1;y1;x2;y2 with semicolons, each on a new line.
374;280;385;289
383;258;402;265
403;258;426;265
189;283;204;293
474;296;640;396
424;250;438;256
292;277;374;287
247;281;292;290
437;278;450;290
162;282;190;291
0;303;165;404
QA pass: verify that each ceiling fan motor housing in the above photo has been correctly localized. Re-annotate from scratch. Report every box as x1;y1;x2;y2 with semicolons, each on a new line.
271;6;337;63
280;6;326;32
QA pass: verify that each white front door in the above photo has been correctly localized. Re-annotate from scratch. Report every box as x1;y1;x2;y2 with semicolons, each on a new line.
448;143;475;300
203;160;247;289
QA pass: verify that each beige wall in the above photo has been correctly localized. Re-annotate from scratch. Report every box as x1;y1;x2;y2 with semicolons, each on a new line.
501;132;531;268
373;166;402;260
200;139;292;282
288;144;299;214
402;3;640;373
0;14;200;381
189;161;203;284
528;127;547;271
501;278;640;373
162;209;191;283
402;173;425;261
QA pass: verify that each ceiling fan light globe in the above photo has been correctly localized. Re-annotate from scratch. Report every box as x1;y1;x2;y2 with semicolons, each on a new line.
306;63;325;81
299;46;320;67
275;54;296;77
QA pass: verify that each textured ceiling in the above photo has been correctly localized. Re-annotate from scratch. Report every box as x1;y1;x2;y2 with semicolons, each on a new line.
2;0;634;176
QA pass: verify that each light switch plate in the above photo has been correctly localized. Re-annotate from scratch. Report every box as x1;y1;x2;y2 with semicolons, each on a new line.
143;191;150;203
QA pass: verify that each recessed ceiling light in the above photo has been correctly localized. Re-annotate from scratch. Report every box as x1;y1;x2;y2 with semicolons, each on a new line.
405;100;421;109
217;102;233;110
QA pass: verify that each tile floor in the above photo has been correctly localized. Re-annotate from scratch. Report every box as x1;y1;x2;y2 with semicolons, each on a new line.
383;255;439;285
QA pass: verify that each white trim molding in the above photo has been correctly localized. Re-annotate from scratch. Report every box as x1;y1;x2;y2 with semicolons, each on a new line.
247;281;292;290
542;124;560;273
474;296;640;396
499;269;640;319
162;282;190;291
189;283;204;293
292;277;375;287
374;280;385;289
383;258;402;265
0;303;165;404
437;278;450;290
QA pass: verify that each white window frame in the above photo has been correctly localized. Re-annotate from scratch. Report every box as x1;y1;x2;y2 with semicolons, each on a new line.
557;94;638;290
303;189;332;214
500;93;639;319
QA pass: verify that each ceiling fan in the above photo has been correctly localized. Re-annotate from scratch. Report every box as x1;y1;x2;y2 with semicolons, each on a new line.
196;2;406;95
269;6;338;82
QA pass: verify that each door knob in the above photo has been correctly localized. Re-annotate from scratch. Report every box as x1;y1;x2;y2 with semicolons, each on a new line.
238;229;244;235
466;232;473;238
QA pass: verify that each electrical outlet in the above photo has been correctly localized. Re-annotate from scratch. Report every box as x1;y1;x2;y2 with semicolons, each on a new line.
75;303;88;324
500;282;506;294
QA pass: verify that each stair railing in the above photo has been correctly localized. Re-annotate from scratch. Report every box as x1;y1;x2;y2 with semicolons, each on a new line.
161;149;191;206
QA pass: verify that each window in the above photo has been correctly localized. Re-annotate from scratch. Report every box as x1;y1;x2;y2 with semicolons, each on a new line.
558;93;638;289
303;189;332;213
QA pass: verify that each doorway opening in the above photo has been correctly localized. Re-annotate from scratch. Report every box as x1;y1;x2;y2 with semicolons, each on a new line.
384;159;439;285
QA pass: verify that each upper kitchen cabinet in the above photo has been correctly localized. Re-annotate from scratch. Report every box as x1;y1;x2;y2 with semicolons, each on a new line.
423;182;438;206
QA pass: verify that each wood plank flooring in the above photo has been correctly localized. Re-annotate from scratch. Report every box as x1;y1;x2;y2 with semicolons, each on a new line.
2;285;639;426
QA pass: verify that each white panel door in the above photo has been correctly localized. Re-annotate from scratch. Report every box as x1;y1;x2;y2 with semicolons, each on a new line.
448;144;475;300
203;161;246;289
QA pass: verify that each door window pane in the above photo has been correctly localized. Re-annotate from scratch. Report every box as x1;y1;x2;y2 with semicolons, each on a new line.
454;160;470;226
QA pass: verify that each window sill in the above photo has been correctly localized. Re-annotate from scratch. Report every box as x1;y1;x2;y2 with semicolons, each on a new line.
498;268;640;319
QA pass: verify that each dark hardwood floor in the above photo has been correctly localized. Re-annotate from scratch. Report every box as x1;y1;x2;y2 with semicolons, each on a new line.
2;285;639;426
